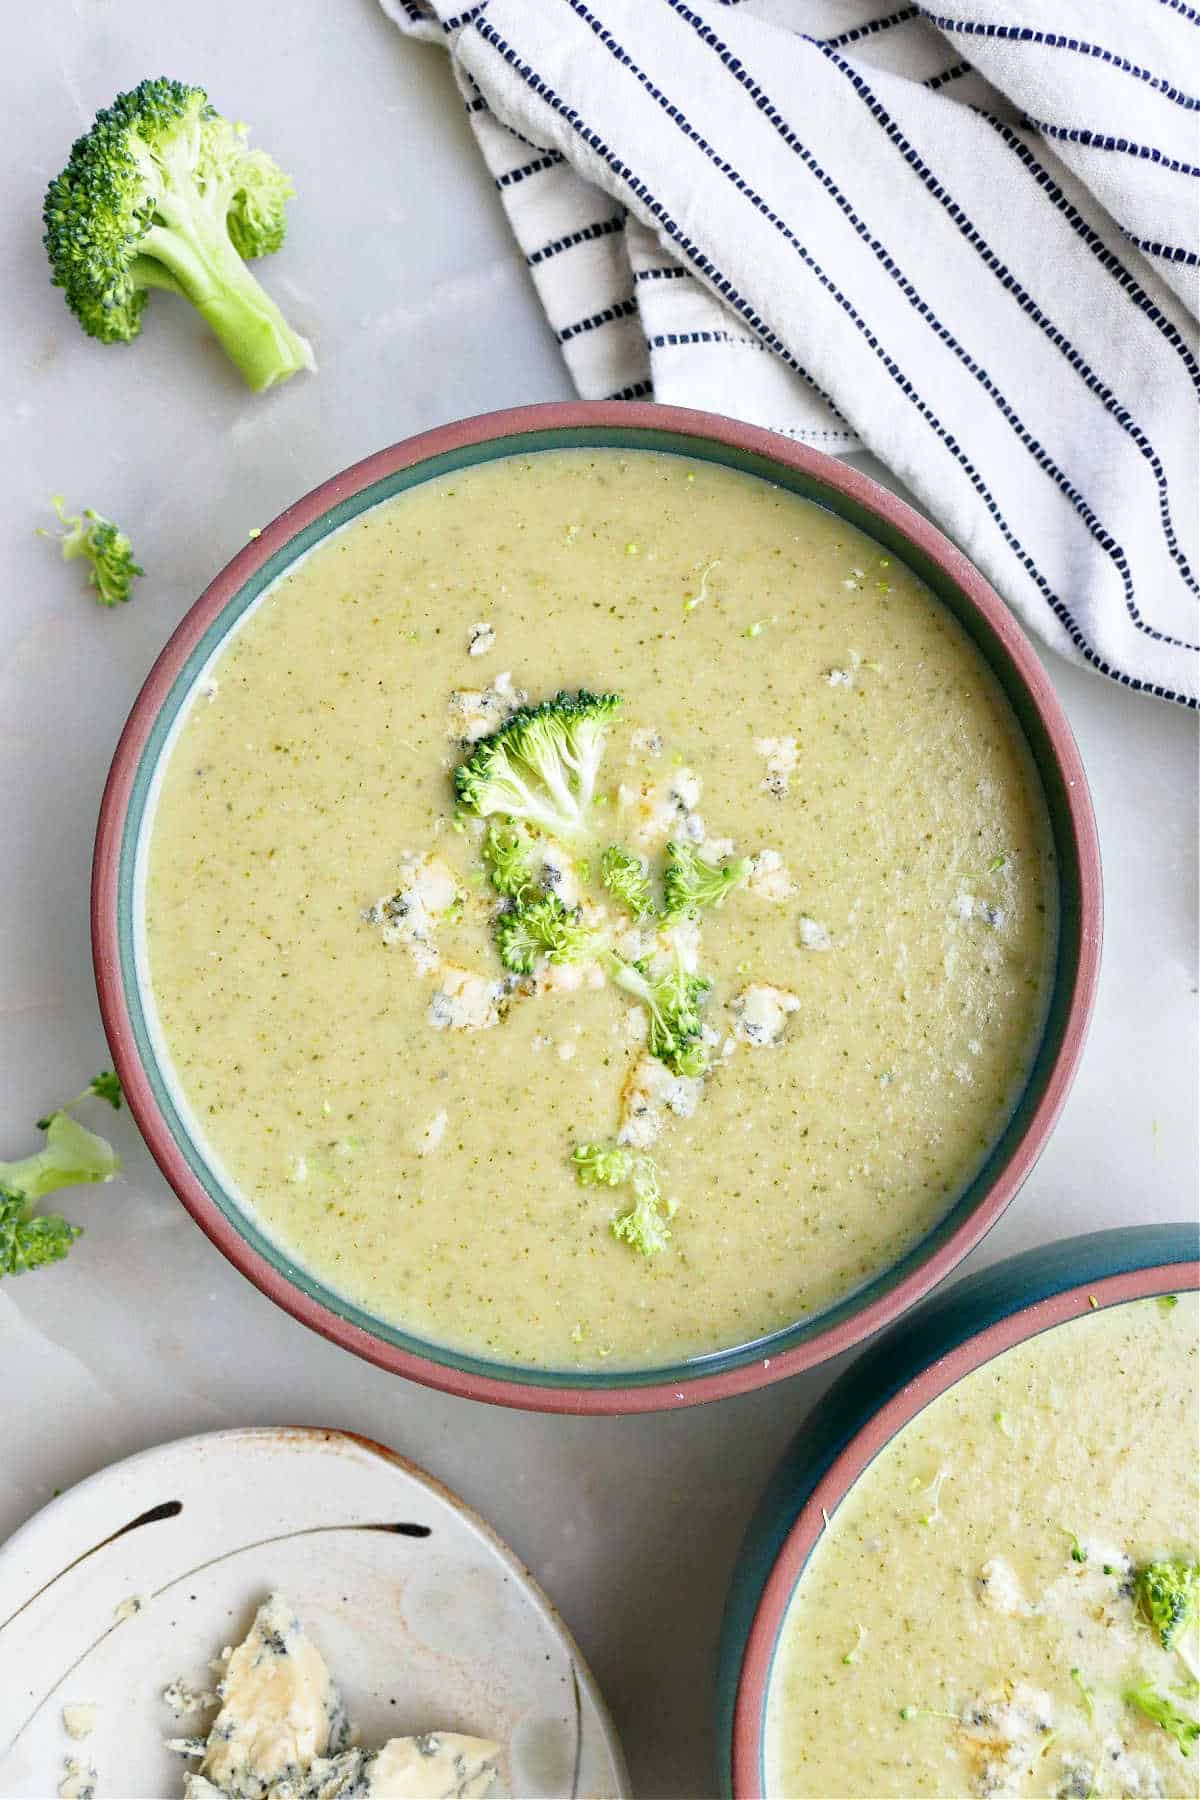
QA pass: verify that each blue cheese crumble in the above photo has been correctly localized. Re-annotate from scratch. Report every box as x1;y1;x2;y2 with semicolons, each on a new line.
174;1595;499;1800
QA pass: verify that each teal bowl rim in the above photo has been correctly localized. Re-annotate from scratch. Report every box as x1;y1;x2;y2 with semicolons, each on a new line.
717;1222;1200;1796
91;400;1102;1415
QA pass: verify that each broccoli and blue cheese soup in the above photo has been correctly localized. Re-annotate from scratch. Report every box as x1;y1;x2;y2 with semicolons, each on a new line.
766;1294;1200;1798
144;450;1056;1369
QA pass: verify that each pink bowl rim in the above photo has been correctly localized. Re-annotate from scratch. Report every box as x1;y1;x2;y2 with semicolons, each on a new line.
91;399;1103;1416
730;1256;1200;1798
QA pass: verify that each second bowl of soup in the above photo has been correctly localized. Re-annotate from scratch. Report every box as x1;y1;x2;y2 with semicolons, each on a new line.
93;403;1100;1410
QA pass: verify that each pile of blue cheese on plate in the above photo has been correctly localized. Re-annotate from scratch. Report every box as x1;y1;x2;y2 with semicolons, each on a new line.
168;1594;498;1800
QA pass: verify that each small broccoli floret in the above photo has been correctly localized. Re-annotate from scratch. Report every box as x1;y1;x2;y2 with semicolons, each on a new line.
1125;1679;1200;1754
494;895;596;975
1062;1527;1088;1564
1136;1560;1200;1653
41;496;143;606
43;78;313;392
85;1070;124;1110
604;946;710;1076
600;845;656;919
0;1189;82;1277
572;1142;674;1257
662;839;751;917
482;824;535;900
0;1087;121;1280
454;690;621;845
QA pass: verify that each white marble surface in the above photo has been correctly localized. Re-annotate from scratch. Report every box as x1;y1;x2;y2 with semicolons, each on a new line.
1;6;1196;1797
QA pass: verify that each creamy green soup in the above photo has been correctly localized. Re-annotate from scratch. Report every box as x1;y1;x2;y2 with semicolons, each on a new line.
143;450;1055;1369
767;1294;1200;1798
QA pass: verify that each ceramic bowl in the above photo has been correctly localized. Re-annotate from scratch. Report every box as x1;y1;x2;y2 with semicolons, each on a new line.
93;401;1102;1414
717;1222;1200;1797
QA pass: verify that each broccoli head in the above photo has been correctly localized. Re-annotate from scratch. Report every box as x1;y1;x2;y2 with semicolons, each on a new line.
482;824;535;900
0;1084;122;1280
600;845;657;919
663;839;751;917
43;78;314;392
41;496;143;606
572;1142;674;1257
494;895;596;975
604;942;710;1077
455;690;621;845
1136;1560;1200;1653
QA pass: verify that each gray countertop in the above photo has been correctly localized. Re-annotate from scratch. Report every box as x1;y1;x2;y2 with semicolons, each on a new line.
2;6;1196;1796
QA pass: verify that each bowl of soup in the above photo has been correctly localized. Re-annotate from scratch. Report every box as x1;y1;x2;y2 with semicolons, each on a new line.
92;401;1101;1412
719;1224;1200;1797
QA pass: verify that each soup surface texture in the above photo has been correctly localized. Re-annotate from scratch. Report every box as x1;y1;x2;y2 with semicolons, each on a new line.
145;450;1054;1370
766;1294;1200;1798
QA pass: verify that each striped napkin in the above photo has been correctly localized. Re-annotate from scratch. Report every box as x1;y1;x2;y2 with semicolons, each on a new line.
383;0;1199;706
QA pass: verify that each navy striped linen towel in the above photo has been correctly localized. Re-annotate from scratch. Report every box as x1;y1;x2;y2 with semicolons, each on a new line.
383;0;1199;705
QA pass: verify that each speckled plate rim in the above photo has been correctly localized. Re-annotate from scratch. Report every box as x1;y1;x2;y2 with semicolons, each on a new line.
92;399;1102;1415
721;1224;1200;1799
0;1423;631;1798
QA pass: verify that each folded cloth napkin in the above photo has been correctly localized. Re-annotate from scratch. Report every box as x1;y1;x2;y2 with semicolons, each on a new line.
383;0;1199;705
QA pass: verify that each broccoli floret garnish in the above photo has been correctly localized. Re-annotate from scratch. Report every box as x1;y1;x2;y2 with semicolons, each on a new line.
1125;1679;1200;1755
454;690;621;845
1135;1560;1200;1653
600;845;657;919
0;1082;122;1279
604;944;710;1077
662;839;751;917
572;1142;675;1257
43;78;314;392
494;895;595;975
40;496;144;606
482;824;535;900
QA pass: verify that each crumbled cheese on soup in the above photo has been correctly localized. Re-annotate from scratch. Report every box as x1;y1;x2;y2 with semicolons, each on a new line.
619;1055;704;1148
467;621;495;657
62;1705;98;1741
976;1558;1031;1616
536;848;581;908
367;854;458;974
798;915;833;951
748;850;797;901
448;670;525;742
629;727;664;760
730;984;800;1047
753;737;798;796
621;767;703;848
427;965;506;1031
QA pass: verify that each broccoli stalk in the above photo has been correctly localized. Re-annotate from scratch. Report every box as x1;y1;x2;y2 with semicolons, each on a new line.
455;690;621;846
1125;1679;1200;1755
494;895;596;975
572;1142;675;1257
663;839;751;918
604;942;710;1077
40;496;144;606
43;79;313;392
600;845;657;920
0;1078;123;1278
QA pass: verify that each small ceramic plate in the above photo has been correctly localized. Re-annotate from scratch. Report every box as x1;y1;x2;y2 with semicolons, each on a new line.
0;1427;628;1800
